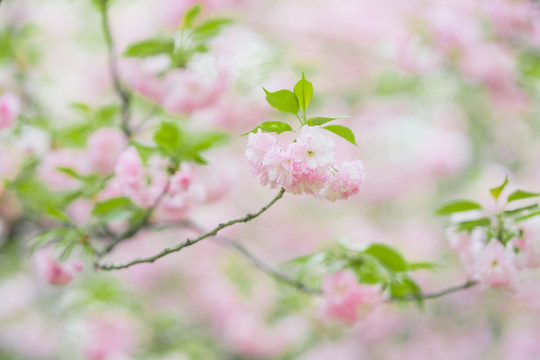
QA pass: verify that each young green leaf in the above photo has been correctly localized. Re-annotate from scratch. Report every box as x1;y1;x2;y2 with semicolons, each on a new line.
241;121;293;136
364;243;408;272
91;197;142;223
307;115;349;126
92;197;134;216
44;204;72;223
435;199;483;215
323;125;357;146
490;176;508;199
154;122;181;154
191;19;234;41
293;73;313;114
408;262;442;271
454;217;491;232
515;210;540;223
390;276;423;306
263;88;299;114
507;189;540;203
181;3;202;29
503;203;539;216
123;38;174;58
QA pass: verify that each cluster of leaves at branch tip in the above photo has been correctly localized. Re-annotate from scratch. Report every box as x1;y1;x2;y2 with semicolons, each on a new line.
282;240;440;305
149;121;228;167
122;3;233;68
436;176;540;243
242;73;358;146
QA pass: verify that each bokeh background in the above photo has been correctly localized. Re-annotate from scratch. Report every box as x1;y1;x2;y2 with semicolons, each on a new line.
2;0;540;359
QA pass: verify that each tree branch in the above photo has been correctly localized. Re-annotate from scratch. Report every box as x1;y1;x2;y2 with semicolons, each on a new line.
96;178;171;258
388;280;478;302
217;237;322;295
178;218;321;295
95;188;286;270
99;1;132;136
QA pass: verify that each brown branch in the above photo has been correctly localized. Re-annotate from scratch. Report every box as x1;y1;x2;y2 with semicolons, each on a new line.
95;188;286;270
388;280;478;302
99;1;132;136
96;178;171;258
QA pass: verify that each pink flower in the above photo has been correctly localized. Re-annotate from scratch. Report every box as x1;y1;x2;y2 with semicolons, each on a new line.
168;166;193;195
246;127;365;200
162;69;229;115
114;147;144;188
246;130;276;167
471;240;518;288
87;128;128;175
37;149;87;191
289;126;335;171
0;92;21;130
110;152;168;208
84;314;137;360
320;270;383;325
458;43;515;92
34;249;83;286
320;160;366;201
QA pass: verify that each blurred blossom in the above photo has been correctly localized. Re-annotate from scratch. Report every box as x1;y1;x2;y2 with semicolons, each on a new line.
0;91;21;130
34;249;83;286
320;270;383;325
87;128;128;175
84;314;138;360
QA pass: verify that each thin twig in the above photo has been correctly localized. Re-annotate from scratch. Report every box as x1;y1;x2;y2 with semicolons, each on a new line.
96;178;171;258
218;237;322;295
180;219;321;295
95;188;286;270
134;103;160;133
388;280;478;302
99;2;132;136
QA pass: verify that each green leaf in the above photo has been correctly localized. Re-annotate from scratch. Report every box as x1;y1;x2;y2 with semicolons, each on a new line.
323;125;357;146
263;88;299;114
191;18;233;41
188;130;228;152
44;204;72;223
390;276;423;306
29;228;72;253
130;142;158;163
503;203;539;216
408;262;441;271
364;243;408;272
56;167;83;180
154;122;181;155
490;176;508;200
454;217;491;232
515;210;540;223
241;121;293;136
281;252;327;281
307;115;349;126
435;199;483;216
508;189;540;203
293;73;313;114
348;255;387;284
181;3;202;29
91;197;138;222
123;38;174;58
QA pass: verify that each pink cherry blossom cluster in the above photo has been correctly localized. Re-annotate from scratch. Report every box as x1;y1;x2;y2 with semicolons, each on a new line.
101;147;205;222
34;249;83;286
448;218;540;289
320;270;383;325
0;92;21;130
245;126;365;201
